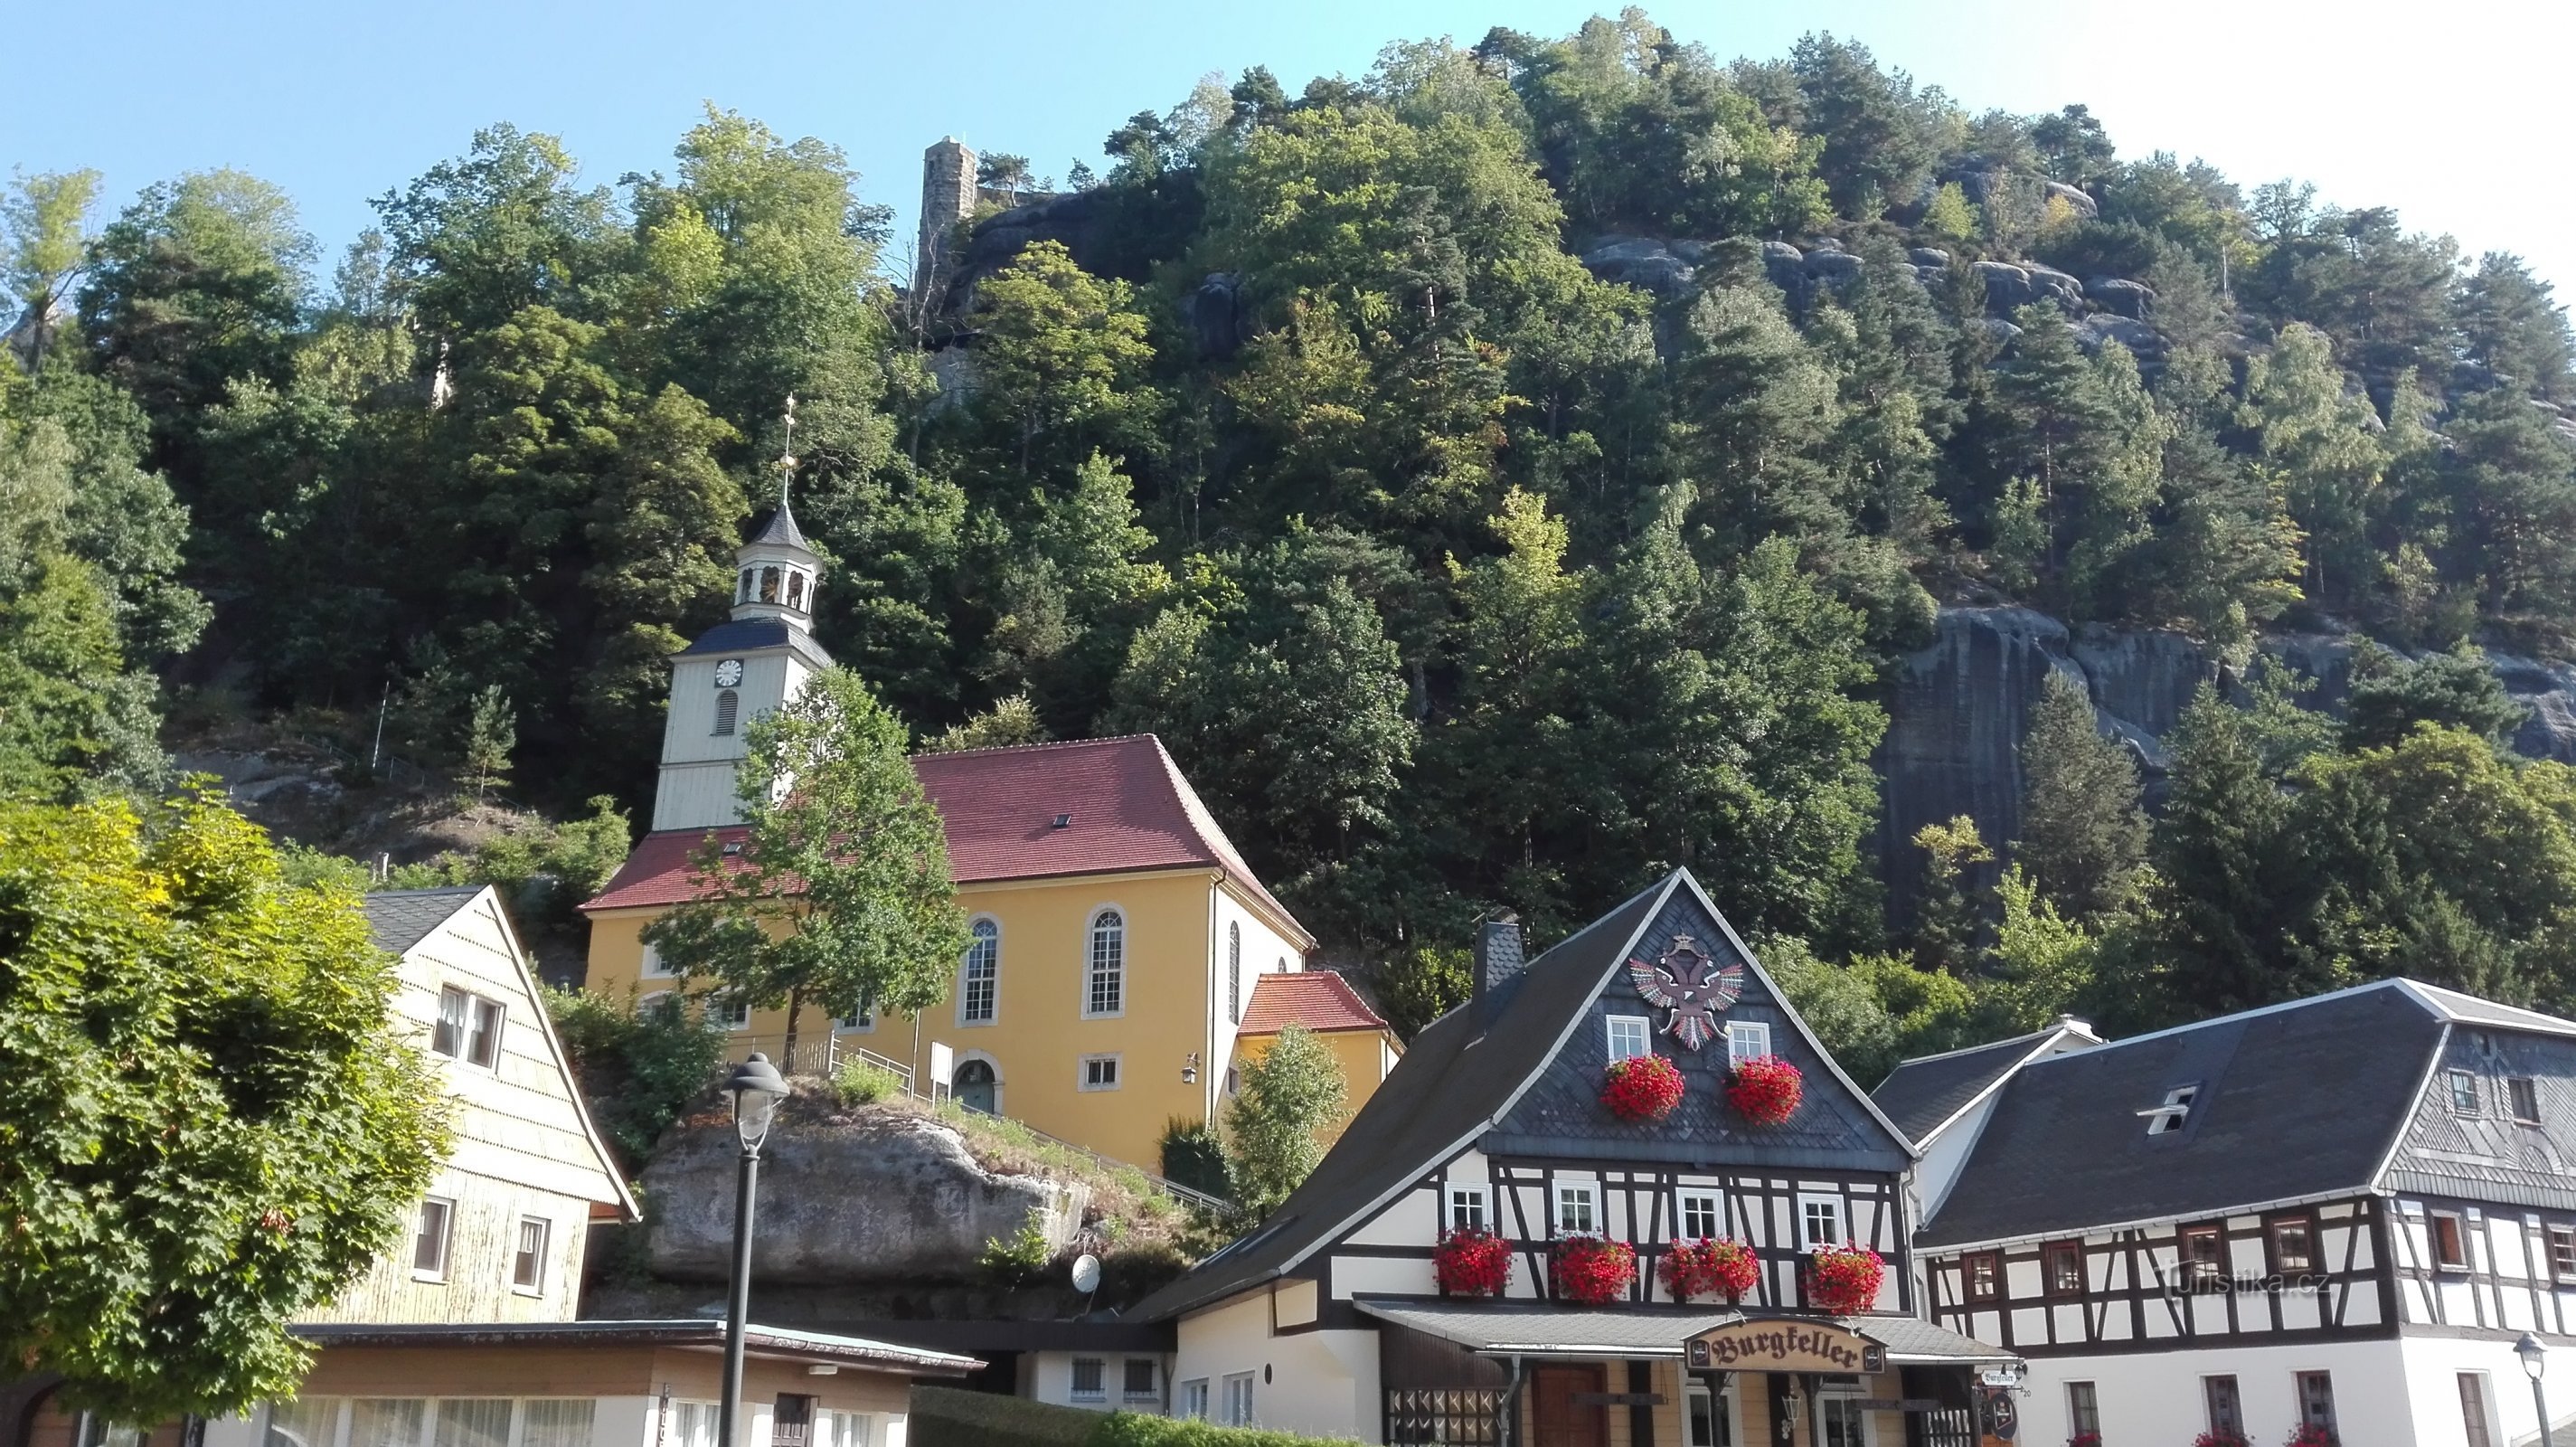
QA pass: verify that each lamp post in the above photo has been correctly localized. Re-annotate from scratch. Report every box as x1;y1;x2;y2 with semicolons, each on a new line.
718;1054;790;1447
2520;1331;2553;1447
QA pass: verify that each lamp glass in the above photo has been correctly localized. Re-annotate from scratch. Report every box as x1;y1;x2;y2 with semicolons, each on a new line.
728;1053;790;1151
2519;1331;2548;1381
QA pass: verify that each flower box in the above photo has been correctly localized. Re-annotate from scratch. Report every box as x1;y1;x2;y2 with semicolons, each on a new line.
2280;1428;2334;1447
1805;1242;1884;1315
1659;1236;1760;1304
1432;1227;1513;1298
1726;1055;1802;1126
1552;1235;1637;1306
2191;1433;2250;1447
1601;1053;1685;1122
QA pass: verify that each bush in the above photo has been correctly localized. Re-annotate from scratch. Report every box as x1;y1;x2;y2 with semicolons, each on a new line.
540;985;723;1168
382;796;634;957
832;1056;904;1106
909;1386;1093;1447
980;1206;1056;1284
1158;1117;1234;1199
1090;1414;1335;1446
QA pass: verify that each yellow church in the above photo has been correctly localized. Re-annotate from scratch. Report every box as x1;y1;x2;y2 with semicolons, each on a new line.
580;497;1398;1171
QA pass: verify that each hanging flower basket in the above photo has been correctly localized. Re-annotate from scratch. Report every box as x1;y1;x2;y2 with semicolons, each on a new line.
1805;1243;1885;1315
1432;1227;1514;1298
1600;1053;1686;1122
1552;1235;1637;1306
1726;1055;1803;1126
2192;1433;2250;1447
2281;1428;2335;1447
1659;1236;1760;1304
2068;1434;2102;1447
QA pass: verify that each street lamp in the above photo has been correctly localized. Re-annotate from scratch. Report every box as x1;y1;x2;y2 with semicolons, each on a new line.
718;1054;791;1447
2520;1331;2552;1447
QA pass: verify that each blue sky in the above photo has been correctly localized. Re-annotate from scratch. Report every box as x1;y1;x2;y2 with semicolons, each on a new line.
17;1;2576;298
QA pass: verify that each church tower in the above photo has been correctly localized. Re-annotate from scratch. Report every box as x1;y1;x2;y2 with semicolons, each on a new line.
649;402;830;832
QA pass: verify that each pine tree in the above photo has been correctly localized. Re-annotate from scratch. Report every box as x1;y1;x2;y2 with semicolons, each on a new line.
2014;671;2147;920
1910;816;1992;976
2137;686;2312;1020
459;685;515;803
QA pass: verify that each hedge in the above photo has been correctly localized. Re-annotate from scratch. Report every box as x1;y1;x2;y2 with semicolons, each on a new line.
909;1388;1343;1447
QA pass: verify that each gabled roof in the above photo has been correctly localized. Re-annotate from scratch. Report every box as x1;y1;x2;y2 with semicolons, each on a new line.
363;885;486;956
1873;1018;2101;1147
1239;970;1390;1036
583;734;1308;944
1916;979;2537;1250
1127;868;1911;1323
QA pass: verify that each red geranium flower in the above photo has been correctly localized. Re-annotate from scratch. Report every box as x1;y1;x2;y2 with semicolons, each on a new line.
1433;1227;1514;1298
2192;1433;2250;1447
1659;1236;1760;1303
1601;1053;1686;1122
1805;1243;1884;1315
1726;1055;1802;1126
2281;1427;2335;1447
1552;1235;1637;1306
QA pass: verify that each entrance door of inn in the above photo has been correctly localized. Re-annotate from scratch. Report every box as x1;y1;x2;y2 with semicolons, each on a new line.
1530;1365;1608;1447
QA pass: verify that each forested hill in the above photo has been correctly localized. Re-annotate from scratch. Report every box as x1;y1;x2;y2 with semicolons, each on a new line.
10;11;2576;1071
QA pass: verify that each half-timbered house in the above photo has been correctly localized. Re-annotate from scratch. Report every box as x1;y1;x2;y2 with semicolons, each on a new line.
1888;979;2576;1447
1128;869;2013;1446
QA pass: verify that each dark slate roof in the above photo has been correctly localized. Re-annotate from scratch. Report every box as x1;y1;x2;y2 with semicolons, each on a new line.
1127;869;1912;1322
360;886;484;955
747;502;814;553
676;616;834;667
1920;980;2448;1248
1873;1022;2099;1147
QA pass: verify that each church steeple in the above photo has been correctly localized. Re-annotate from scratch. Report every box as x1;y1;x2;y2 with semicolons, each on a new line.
730;395;823;629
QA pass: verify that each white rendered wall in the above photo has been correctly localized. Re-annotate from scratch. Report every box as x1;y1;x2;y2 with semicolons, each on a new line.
2015;1340;2411;1447
1173;1291;1379;1439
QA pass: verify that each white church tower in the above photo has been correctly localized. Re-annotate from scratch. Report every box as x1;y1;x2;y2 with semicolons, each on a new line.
649;401;831;832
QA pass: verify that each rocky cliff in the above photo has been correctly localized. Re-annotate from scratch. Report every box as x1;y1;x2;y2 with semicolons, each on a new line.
1877;608;2576;922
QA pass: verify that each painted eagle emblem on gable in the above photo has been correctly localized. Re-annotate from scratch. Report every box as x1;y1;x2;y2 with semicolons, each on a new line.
1627;934;1745;1052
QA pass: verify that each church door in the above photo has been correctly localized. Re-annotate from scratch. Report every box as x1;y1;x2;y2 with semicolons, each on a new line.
954;1058;998;1114
1530;1365;1607;1447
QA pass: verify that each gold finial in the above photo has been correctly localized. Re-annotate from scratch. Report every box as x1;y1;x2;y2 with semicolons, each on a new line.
777;394;797;509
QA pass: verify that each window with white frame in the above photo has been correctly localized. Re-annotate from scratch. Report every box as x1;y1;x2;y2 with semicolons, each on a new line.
1222;1373;1256;1427
1071;1359;1106;1401
346;1399;424;1447
671;1402;720;1447
262;1397;342;1447
836;1000;873;1032
1180;1380;1210;1421
410;1197;454;1280
640;941;675;978
1448;1184;1489;1233
1799;1196;1844;1250
510;1216;550;1293
1606;1015;1651;1061
436;1399;512;1447
1678;1189;1722;1241
76;1416;145;1447
1080;1055;1121;1091
707;996;750;1031
432;986;505;1069
519;1402;593;1447
1725;1020;1770;1065
1554;1180;1599;1236
960;919;999;1025
1086;910;1125;1016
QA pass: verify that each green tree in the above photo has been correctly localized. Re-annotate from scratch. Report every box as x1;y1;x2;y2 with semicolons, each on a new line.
1909;815;1991;975
645;667;970;1065
2014;671;2147;920
922;694;1051;753
2134;686;2316;1022
2457;252;2576;402
956;241;1156;491
458;684;516;802
2340;642;2525;752
1223;1024;1348;1218
0;791;447;1422
2;167;103;368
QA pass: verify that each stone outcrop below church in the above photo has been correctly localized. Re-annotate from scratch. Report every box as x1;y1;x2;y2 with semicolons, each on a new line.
1876;607;2576;923
643;1106;1089;1285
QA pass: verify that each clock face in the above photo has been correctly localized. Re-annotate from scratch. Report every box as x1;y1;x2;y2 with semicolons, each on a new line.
712;658;745;688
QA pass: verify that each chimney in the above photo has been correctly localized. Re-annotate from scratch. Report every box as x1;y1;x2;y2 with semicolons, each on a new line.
1470;912;1524;1035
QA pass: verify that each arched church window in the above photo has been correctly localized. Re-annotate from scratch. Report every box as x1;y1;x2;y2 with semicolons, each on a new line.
760;566;780;603
713;690;739;736
786;571;806;610
739;568;755;603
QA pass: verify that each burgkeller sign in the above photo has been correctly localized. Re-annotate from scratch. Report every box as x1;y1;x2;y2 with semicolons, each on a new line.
1684;1320;1886;1375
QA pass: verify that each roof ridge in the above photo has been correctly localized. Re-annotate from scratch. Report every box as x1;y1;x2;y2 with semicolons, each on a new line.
909;733;1165;761
2396;978;2576;1032
1884;1024;2073;1073
2016;979;2425;1066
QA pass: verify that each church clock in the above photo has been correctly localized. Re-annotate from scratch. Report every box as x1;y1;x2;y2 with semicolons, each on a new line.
712;658;745;687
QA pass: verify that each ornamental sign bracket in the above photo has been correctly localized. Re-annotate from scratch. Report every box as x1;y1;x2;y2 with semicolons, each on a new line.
1683;1319;1885;1375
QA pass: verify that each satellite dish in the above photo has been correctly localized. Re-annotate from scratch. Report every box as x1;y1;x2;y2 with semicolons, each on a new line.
1070;1253;1102;1294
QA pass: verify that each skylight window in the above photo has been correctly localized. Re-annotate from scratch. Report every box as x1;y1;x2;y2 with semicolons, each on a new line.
2141;1085;2198;1136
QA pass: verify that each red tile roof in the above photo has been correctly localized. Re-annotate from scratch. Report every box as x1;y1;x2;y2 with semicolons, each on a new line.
1238;969;1389;1036
581;735;1309;943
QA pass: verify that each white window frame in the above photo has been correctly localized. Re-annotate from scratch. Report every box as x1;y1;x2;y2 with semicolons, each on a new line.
958;917;1000;1027
432;986;505;1070
410;1196;455;1281
1725;1019;1771;1065
1221;1373;1256;1428
1678;1189;1722;1241
1798;1193;1845;1251
1070;1357;1106;1402
1084;908;1126;1018
640;941;676;979
706;995;750;1032
1553;1180;1599;1237
1180;1380;1210;1421
1448;1184;1489;1234
1606;1015;1651;1062
835;1001;874;1034
1685;1380;1740;1447
1080;1054;1122;1092
510;1215;551;1295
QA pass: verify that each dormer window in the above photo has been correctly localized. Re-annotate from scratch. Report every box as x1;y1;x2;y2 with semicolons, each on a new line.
2142;1085;2198;1136
2449;1070;2480;1114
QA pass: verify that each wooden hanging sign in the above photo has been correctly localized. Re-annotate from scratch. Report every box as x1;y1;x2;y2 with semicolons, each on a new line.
1684;1319;1885;1374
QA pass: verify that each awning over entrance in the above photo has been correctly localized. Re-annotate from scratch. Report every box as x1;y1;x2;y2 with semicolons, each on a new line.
1350;1299;2015;1367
